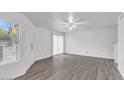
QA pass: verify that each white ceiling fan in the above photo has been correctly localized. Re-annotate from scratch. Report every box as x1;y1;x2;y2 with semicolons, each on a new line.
54;12;88;31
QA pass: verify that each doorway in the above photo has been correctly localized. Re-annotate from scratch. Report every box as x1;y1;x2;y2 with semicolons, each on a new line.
53;34;64;55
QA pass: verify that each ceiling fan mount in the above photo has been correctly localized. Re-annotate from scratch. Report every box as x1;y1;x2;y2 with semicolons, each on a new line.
54;12;88;31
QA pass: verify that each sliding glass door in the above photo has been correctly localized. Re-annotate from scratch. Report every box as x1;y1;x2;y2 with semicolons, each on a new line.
53;34;64;55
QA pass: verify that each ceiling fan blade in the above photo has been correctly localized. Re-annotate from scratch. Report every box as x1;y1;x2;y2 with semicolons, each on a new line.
76;24;88;26
54;22;68;26
74;21;89;25
54;17;67;24
61;12;75;23
74;19;88;23
62;17;69;23
53;24;69;28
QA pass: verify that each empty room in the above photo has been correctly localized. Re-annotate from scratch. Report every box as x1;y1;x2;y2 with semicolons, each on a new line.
0;12;124;80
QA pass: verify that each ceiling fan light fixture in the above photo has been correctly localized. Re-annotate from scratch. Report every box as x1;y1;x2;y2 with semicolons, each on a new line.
69;26;72;30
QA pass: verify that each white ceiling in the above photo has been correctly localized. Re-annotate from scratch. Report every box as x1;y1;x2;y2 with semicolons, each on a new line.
22;12;120;32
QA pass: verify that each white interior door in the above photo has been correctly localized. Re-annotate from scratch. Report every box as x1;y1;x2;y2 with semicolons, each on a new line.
53;35;64;55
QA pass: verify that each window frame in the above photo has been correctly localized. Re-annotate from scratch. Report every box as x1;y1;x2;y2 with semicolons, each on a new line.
0;22;20;65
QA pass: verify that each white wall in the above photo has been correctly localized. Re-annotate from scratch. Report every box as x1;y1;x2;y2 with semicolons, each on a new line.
65;26;117;59
0;13;64;79
118;13;124;78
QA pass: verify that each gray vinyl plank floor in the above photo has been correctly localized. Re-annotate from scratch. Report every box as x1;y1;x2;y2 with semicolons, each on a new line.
15;54;123;80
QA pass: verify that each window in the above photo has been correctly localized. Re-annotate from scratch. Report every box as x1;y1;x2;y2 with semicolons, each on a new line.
0;22;20;65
